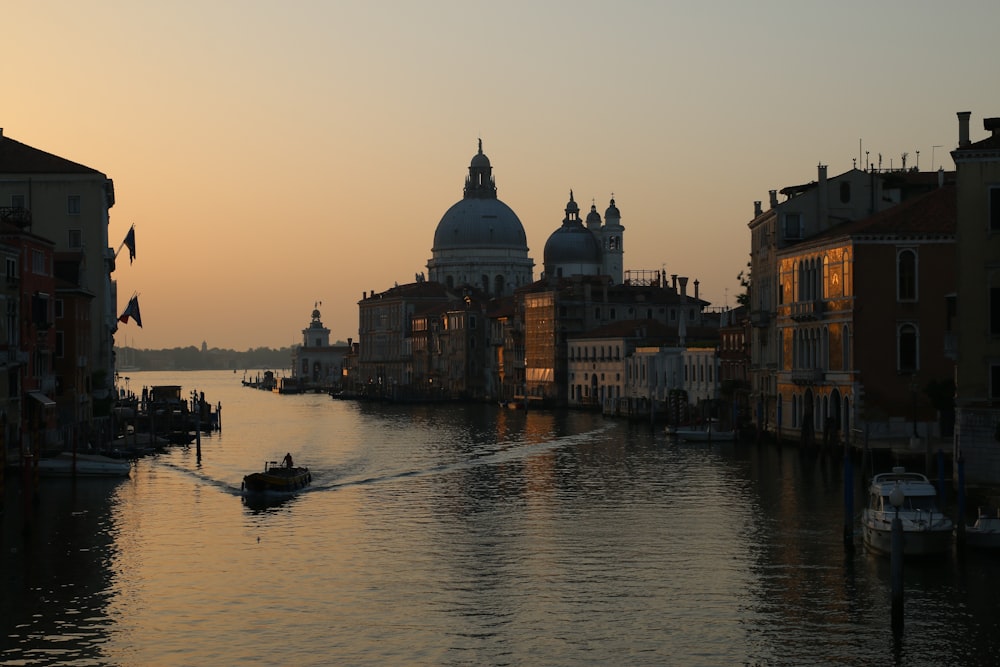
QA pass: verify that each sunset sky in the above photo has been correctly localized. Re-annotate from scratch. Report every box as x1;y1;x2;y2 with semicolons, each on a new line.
4;1;998;351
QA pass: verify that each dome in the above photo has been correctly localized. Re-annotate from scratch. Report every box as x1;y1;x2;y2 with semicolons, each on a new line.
543;222;602;265
470;151;491;168
433;198;528;251
605;197;621;220
586;204;602;227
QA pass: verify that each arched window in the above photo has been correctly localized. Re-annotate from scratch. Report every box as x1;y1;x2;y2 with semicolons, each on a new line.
897;249;917;301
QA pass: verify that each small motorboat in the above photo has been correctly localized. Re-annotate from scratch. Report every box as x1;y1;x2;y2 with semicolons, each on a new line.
242;459;311;494
666;420;735;441
964;508;1000;550
36;452;133;478
861;467;953;557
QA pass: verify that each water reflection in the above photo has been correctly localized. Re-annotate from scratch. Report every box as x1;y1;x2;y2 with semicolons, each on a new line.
1;477;126;665
3;371;1000;666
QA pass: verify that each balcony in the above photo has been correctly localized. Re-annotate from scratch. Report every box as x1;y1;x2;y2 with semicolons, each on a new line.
790;300;825;322
0;206;31;228
791;368;824;384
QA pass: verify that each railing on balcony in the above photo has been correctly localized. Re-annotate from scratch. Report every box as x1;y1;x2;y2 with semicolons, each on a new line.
790;300;825;321
0;206;31;228
791;368;824;384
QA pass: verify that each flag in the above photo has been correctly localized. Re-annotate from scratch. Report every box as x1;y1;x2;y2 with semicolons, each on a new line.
123;226;136;264
118;295;142;328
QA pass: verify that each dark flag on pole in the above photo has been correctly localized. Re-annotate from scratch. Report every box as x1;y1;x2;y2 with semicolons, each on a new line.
123;226;136;264
118;295;142;328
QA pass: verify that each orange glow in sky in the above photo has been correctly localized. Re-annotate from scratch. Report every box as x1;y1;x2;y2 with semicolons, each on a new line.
4;1;997;350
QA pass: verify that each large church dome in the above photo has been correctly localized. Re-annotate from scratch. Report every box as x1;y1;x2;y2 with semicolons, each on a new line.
426;141;534;297
433;198;527;250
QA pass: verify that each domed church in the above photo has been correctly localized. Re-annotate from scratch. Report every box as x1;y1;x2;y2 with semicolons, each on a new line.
427;141;534;297
543;191;625;284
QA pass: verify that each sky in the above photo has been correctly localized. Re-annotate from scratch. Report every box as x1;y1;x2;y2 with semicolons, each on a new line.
3;1;998;350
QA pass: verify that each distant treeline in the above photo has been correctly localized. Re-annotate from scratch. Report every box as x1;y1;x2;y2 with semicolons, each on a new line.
115;346;295;372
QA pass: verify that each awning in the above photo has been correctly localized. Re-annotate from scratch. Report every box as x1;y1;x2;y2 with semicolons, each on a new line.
28;391;56;407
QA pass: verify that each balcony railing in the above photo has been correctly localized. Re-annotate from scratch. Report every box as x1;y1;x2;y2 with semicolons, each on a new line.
0;206;31;228
791;368;824;384
790;300;825;321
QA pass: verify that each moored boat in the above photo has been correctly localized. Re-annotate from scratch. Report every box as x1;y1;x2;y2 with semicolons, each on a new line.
666;420;735;441
862;467;953;557
242;459;312;494
964;509;1000;550
36;452;133;478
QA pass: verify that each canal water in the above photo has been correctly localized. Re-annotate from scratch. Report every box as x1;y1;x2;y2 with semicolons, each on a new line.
2;370;998;666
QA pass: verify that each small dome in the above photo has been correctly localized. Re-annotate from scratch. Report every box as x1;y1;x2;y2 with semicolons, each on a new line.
605;198;620;220
311;308;321;320
470;151;491;168
565;192;579;214
586;204;602;226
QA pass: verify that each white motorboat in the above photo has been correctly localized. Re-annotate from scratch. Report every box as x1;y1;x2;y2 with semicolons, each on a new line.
36;452;133;478
862;467;953;557
665;420;735;441
964;509;1000;550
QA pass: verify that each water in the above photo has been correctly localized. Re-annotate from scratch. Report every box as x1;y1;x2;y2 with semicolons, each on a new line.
2;370;999;666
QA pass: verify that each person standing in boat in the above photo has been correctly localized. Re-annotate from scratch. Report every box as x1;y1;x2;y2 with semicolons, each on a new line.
283;452;294;469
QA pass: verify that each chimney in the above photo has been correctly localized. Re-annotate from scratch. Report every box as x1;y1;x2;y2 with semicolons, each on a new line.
817;163;828;227
679;276;688;297
985;117;1000;138
693;279;700;301
769;190;778;208
938;166;945;188
958;111;972;147
754;201;762;217
671;274;677;290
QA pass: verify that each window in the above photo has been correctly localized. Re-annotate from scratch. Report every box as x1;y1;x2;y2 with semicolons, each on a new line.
897;249;917;301
68;229;82;248
67;195;81;215
992;364;1000;400
55;331;65;358
32;250;46;275
784;213;802;240
11;194;25;208
898;323;918;372
55;299;64;319
839;182;851;204
991;187;1000;232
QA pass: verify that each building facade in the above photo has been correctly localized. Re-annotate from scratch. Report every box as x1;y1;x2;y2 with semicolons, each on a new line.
774;183;956;449
951;111;1000;483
